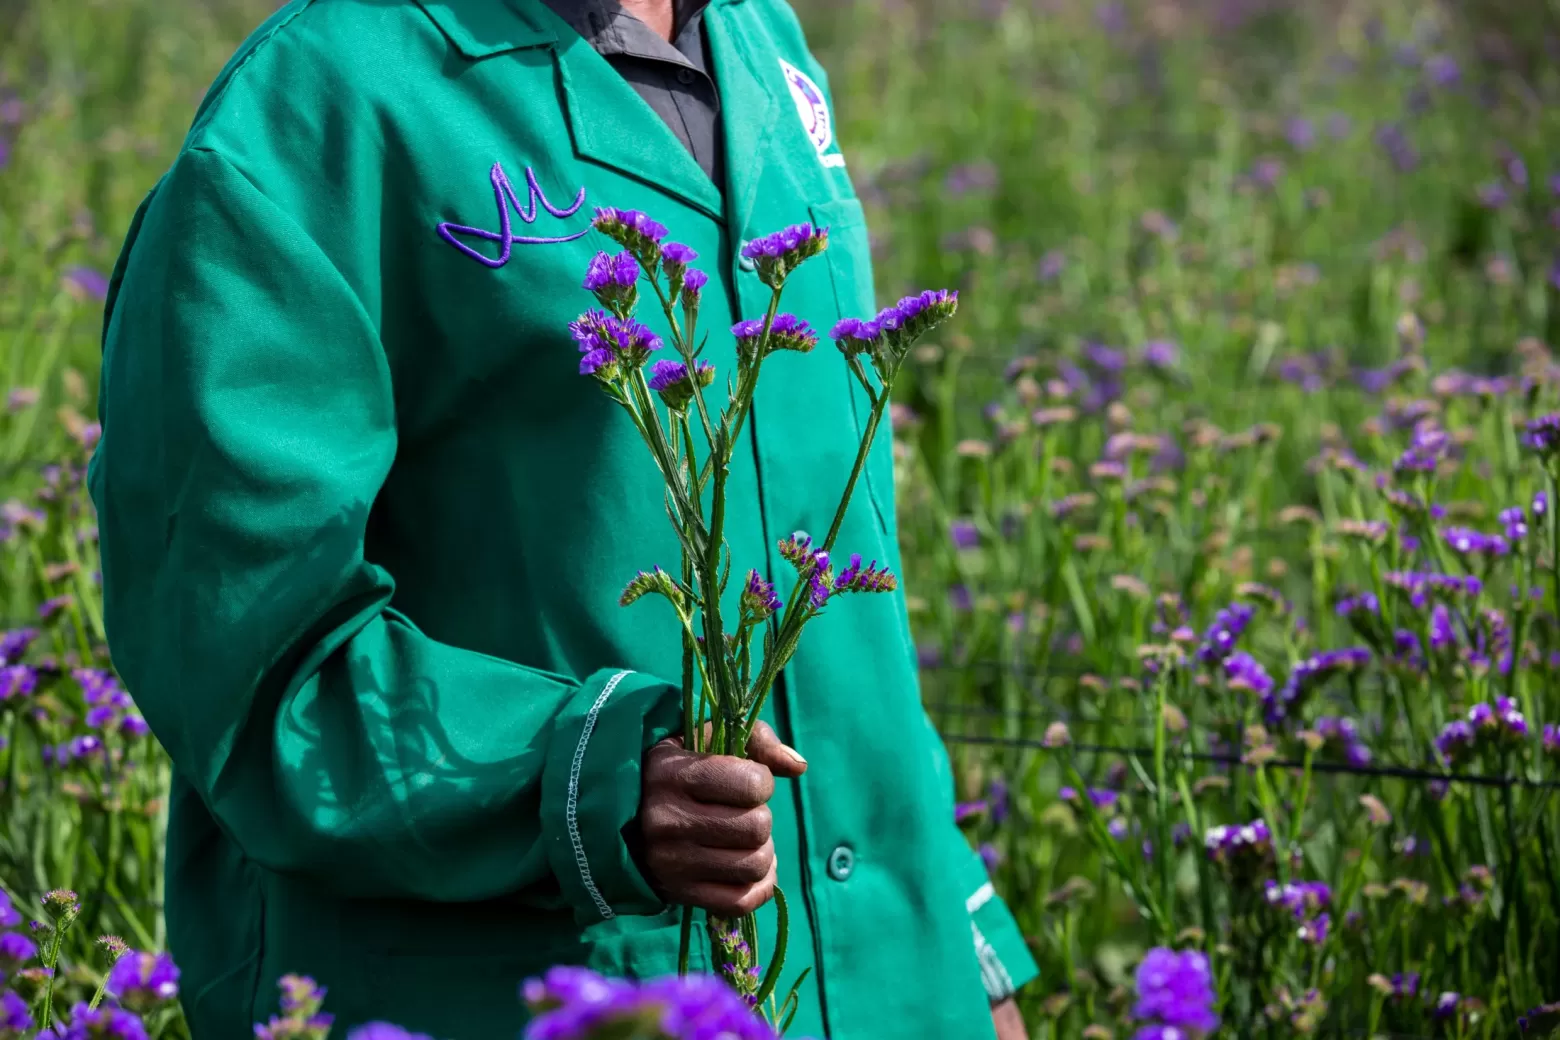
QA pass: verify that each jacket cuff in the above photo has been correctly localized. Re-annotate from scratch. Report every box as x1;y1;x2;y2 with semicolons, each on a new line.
957;849;1039;1002
541;668;682;925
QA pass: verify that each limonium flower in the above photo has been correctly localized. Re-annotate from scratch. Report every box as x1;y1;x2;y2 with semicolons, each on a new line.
830;317;882;358
1384;570;1481;609
0;990;30;1035
740;570;781;619
1221;651;1272;698
660;241;697;287
0;890;20;928
1442;526;1509;559
592;207;668;265
740;222;828;288
38;1002;149;1040
582;250;639;315
104;951;179;1014
647;359;716;412
1523;413;1560;455
731;313;817;360
1265;648;1371;725
0;665;34;701
619;567;684;610
572;312;663;379
1205;819;1275;878
1394;424;1450;473
346;1025;434;1040
1314;716;1371;766
1196;603;1254;664
1543;723;1560;758
1131;947;1219;1037
0;930;37;969
522;965;779;1040
0;628;36;664
832;553;897;593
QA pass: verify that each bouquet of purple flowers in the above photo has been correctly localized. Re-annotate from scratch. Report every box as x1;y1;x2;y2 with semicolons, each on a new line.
576;207;956;1028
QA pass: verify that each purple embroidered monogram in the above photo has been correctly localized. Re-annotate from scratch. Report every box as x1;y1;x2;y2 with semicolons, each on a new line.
437;163;588;268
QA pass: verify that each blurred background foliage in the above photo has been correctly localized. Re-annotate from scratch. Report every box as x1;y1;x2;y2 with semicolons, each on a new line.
6;0;1560;1036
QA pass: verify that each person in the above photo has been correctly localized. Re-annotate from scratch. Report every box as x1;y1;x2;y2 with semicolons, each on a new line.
87;0;1036;1035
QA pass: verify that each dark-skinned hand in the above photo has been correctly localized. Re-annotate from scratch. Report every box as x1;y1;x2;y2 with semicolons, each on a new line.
639;721;807;918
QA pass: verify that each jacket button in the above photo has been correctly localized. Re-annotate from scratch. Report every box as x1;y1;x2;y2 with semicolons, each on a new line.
826;845;855;881
737;241;756;272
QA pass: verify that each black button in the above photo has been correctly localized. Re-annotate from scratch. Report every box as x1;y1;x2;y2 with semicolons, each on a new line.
676;68;697;86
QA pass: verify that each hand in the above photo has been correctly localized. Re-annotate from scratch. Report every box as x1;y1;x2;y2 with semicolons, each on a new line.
991;997;1028;1040
639;721;807;917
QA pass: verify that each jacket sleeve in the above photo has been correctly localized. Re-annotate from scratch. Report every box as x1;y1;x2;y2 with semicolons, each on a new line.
88;145;679;923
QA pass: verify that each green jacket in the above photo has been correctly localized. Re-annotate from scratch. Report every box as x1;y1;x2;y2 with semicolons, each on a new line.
88;0;1037;1035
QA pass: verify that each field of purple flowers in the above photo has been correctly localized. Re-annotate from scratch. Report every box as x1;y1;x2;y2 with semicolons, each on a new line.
4;0;1560;1036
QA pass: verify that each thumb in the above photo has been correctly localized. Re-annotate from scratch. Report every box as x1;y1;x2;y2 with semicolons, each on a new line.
746;721;808;779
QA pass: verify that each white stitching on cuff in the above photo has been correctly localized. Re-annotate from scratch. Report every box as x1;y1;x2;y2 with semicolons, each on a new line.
967;880;996;914
972;920;1016;1001
567;669;634;920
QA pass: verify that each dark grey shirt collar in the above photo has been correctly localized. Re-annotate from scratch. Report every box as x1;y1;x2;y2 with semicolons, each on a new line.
541;0;711;66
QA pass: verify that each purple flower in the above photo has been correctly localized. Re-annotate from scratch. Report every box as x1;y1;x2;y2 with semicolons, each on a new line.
1264;879;1331;919
1285;117;1315;151
1204;819;1275;878
591;207;668;262
63;267;109;302
1395;425;1450;474
44;1003;149;1040
1223;652;1274;697
832;553;897;594
0;627;37;664
646;359;715;411
582;250;638;293
121;714;150;738
1442;526;1509;559
988;778;1009;824
1543;723;1560;758
740;570;781;619
1266;648;1371;726
1037;249;1066;281
1132;947;1220;1034
0;991;30;1034
1434;993;1461;1019
1196;603;1255;664
1524;414;1560;455
950;519;979;549
740;223;829;287
1500;506;1529;542
347;1026;434;1040
572;313;663;377
0;929;36;967
978;842;1002;874
1435;719;1477;765
955;800;988;823
659;242;697;270
0;889;21;928
522;966;775;1040
1141;340;1177;368
1425;54;1460;86
0;664;35;700
732;314;817;359
830;317;882;358
877;290;959;348
682;268;708;298
105;951;180;1012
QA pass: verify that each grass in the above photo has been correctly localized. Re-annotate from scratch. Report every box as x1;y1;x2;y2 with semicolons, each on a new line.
5;0;1560;1036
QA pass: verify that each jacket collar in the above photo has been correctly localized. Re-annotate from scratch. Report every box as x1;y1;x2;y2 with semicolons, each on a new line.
417;0;742;60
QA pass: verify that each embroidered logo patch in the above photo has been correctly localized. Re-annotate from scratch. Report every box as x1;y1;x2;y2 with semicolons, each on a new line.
778;59;845;169
437;163;588;269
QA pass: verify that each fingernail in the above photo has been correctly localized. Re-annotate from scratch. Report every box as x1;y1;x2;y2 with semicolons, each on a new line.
783;745;807;765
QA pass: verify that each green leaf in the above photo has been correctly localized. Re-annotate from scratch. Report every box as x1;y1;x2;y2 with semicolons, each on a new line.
752;886;790;1008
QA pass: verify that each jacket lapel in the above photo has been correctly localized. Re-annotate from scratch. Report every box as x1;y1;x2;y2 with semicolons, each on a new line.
702;0;780;239
550;28;725;221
